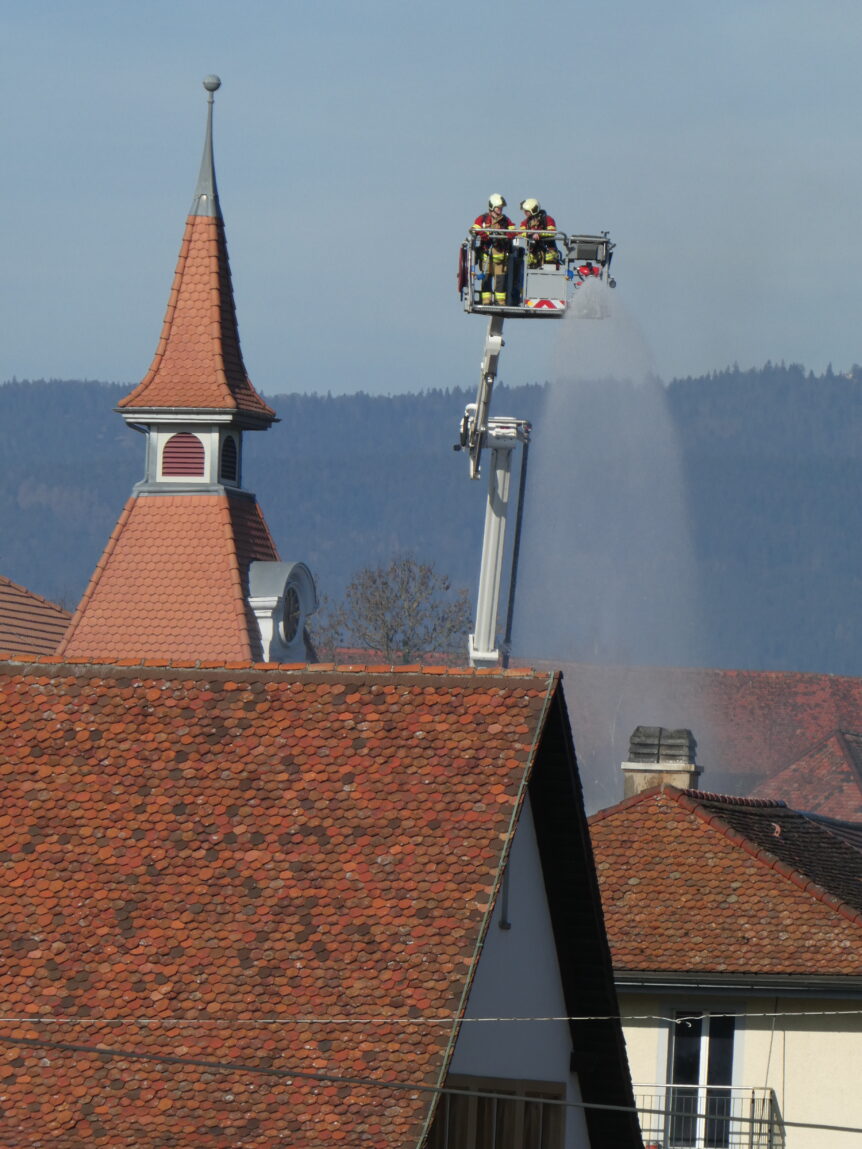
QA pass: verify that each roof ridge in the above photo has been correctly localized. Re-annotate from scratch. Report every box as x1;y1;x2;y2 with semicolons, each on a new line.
588;784;663;824
0;654;557;680
674;788;862;931
683;788;788;808
768;727;848;779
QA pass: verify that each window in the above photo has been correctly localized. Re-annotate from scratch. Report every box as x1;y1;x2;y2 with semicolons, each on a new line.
220;434;238;482
668;1011;735;1149
426;1076;564;1149
161;433;205;477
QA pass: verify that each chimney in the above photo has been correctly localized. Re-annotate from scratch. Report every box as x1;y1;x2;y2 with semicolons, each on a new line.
621;726;701;798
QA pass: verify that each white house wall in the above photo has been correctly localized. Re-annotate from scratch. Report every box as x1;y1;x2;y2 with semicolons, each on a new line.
737;993;862;1149
448;794;590;1148
619;991;862;1149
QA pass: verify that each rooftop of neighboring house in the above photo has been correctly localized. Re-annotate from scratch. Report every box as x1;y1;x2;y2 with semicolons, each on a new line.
752;730;862;819
549;661;862;813
589;784;862;979
0;657;636;1147
0;573;70;655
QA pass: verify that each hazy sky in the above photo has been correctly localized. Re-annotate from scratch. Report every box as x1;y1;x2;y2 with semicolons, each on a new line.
4;0;861;396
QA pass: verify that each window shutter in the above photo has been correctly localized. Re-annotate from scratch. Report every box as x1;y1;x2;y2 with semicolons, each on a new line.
162;433;205;477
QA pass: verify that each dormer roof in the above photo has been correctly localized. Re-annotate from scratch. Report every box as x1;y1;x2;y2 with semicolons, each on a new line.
118;79;274;423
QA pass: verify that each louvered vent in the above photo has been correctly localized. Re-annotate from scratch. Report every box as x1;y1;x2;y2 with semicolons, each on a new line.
162;433;205;477
220;435;238;482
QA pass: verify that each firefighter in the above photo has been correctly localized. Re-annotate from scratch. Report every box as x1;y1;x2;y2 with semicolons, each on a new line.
519;198;560;269
471;194;515;305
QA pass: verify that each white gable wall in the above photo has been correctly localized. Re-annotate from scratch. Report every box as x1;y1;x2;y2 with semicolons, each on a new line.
449;794;590;1148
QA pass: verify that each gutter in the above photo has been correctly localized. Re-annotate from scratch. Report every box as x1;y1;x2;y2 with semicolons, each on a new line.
616;971;862;998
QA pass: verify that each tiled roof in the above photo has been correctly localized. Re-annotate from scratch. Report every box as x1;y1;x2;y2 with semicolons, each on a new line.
56;493;278;662
0;574;69;655
0;660;559;1147
589;785;862;976
544;661;862;809
118;214;275;420
753;731;862;819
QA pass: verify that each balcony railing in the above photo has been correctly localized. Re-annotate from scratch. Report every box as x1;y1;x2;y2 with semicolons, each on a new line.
633;1084;785;1149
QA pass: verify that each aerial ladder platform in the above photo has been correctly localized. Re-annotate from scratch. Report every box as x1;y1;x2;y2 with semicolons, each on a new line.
455;225;615;667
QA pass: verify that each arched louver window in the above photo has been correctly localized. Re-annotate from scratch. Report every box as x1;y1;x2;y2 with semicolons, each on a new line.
162;433;205;477
220;435;238;482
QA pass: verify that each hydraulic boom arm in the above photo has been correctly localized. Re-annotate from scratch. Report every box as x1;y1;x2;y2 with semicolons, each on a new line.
458;315;505;480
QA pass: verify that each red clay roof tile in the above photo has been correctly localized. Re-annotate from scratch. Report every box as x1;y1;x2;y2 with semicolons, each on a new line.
753;731;862;818
0;661;556;1146
0;575;70;656
56;494;278;662
118;215;274;419
590;786;862;977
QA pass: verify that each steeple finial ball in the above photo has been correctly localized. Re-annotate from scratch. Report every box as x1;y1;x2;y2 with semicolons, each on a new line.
203;75;221;93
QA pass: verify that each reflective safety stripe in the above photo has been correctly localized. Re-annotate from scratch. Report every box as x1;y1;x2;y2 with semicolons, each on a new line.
526;299;566;310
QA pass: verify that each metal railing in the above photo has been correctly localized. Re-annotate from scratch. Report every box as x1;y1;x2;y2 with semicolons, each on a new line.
633;1084;785;1149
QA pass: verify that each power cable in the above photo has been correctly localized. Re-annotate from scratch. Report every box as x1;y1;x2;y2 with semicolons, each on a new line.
0;1031;860;1136
0;1007;861;1024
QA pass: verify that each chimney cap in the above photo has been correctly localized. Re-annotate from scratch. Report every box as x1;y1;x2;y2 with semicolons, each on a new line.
628;725;697;764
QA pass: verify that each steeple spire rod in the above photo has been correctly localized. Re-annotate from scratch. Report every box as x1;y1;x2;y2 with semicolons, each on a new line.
191;74;222;218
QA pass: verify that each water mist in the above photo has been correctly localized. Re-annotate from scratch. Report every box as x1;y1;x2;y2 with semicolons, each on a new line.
512;283;708;808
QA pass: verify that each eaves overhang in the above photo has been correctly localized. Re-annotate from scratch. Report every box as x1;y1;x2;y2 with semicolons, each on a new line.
615;970;862;999
116;407;279;429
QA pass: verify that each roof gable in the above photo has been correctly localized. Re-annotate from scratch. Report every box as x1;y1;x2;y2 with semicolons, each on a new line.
753;731;862;819
589;786;862;976
0;662;564;1145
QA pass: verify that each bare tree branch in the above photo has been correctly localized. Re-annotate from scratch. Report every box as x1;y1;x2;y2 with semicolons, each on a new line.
309;557;472;665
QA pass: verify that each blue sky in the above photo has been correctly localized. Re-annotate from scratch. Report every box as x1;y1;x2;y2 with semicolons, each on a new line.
3;0;861;395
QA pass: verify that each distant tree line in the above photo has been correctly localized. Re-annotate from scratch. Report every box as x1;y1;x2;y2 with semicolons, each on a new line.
4;365;862;675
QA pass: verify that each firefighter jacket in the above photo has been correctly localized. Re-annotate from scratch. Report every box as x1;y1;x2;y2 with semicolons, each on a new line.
519;211;557;244
472;213;515;251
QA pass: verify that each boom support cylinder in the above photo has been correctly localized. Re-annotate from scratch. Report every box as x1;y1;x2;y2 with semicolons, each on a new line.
468;417;530;668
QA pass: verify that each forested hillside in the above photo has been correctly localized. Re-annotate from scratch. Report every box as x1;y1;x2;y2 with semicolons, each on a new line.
2;364;862;675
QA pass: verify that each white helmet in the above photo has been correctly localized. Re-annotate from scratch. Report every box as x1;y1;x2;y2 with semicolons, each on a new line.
488;193;506;209
520;197;540;215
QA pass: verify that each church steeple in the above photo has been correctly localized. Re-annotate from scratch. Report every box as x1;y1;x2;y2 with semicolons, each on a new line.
117;76;274;427
57;79;315;664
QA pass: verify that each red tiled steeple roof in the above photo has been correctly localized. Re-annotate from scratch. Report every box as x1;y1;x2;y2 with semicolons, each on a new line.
118;82;273;421
117;212;275;419
0;661;561;1146
590;785;862;977
56;493;278;662
0;574;70;655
